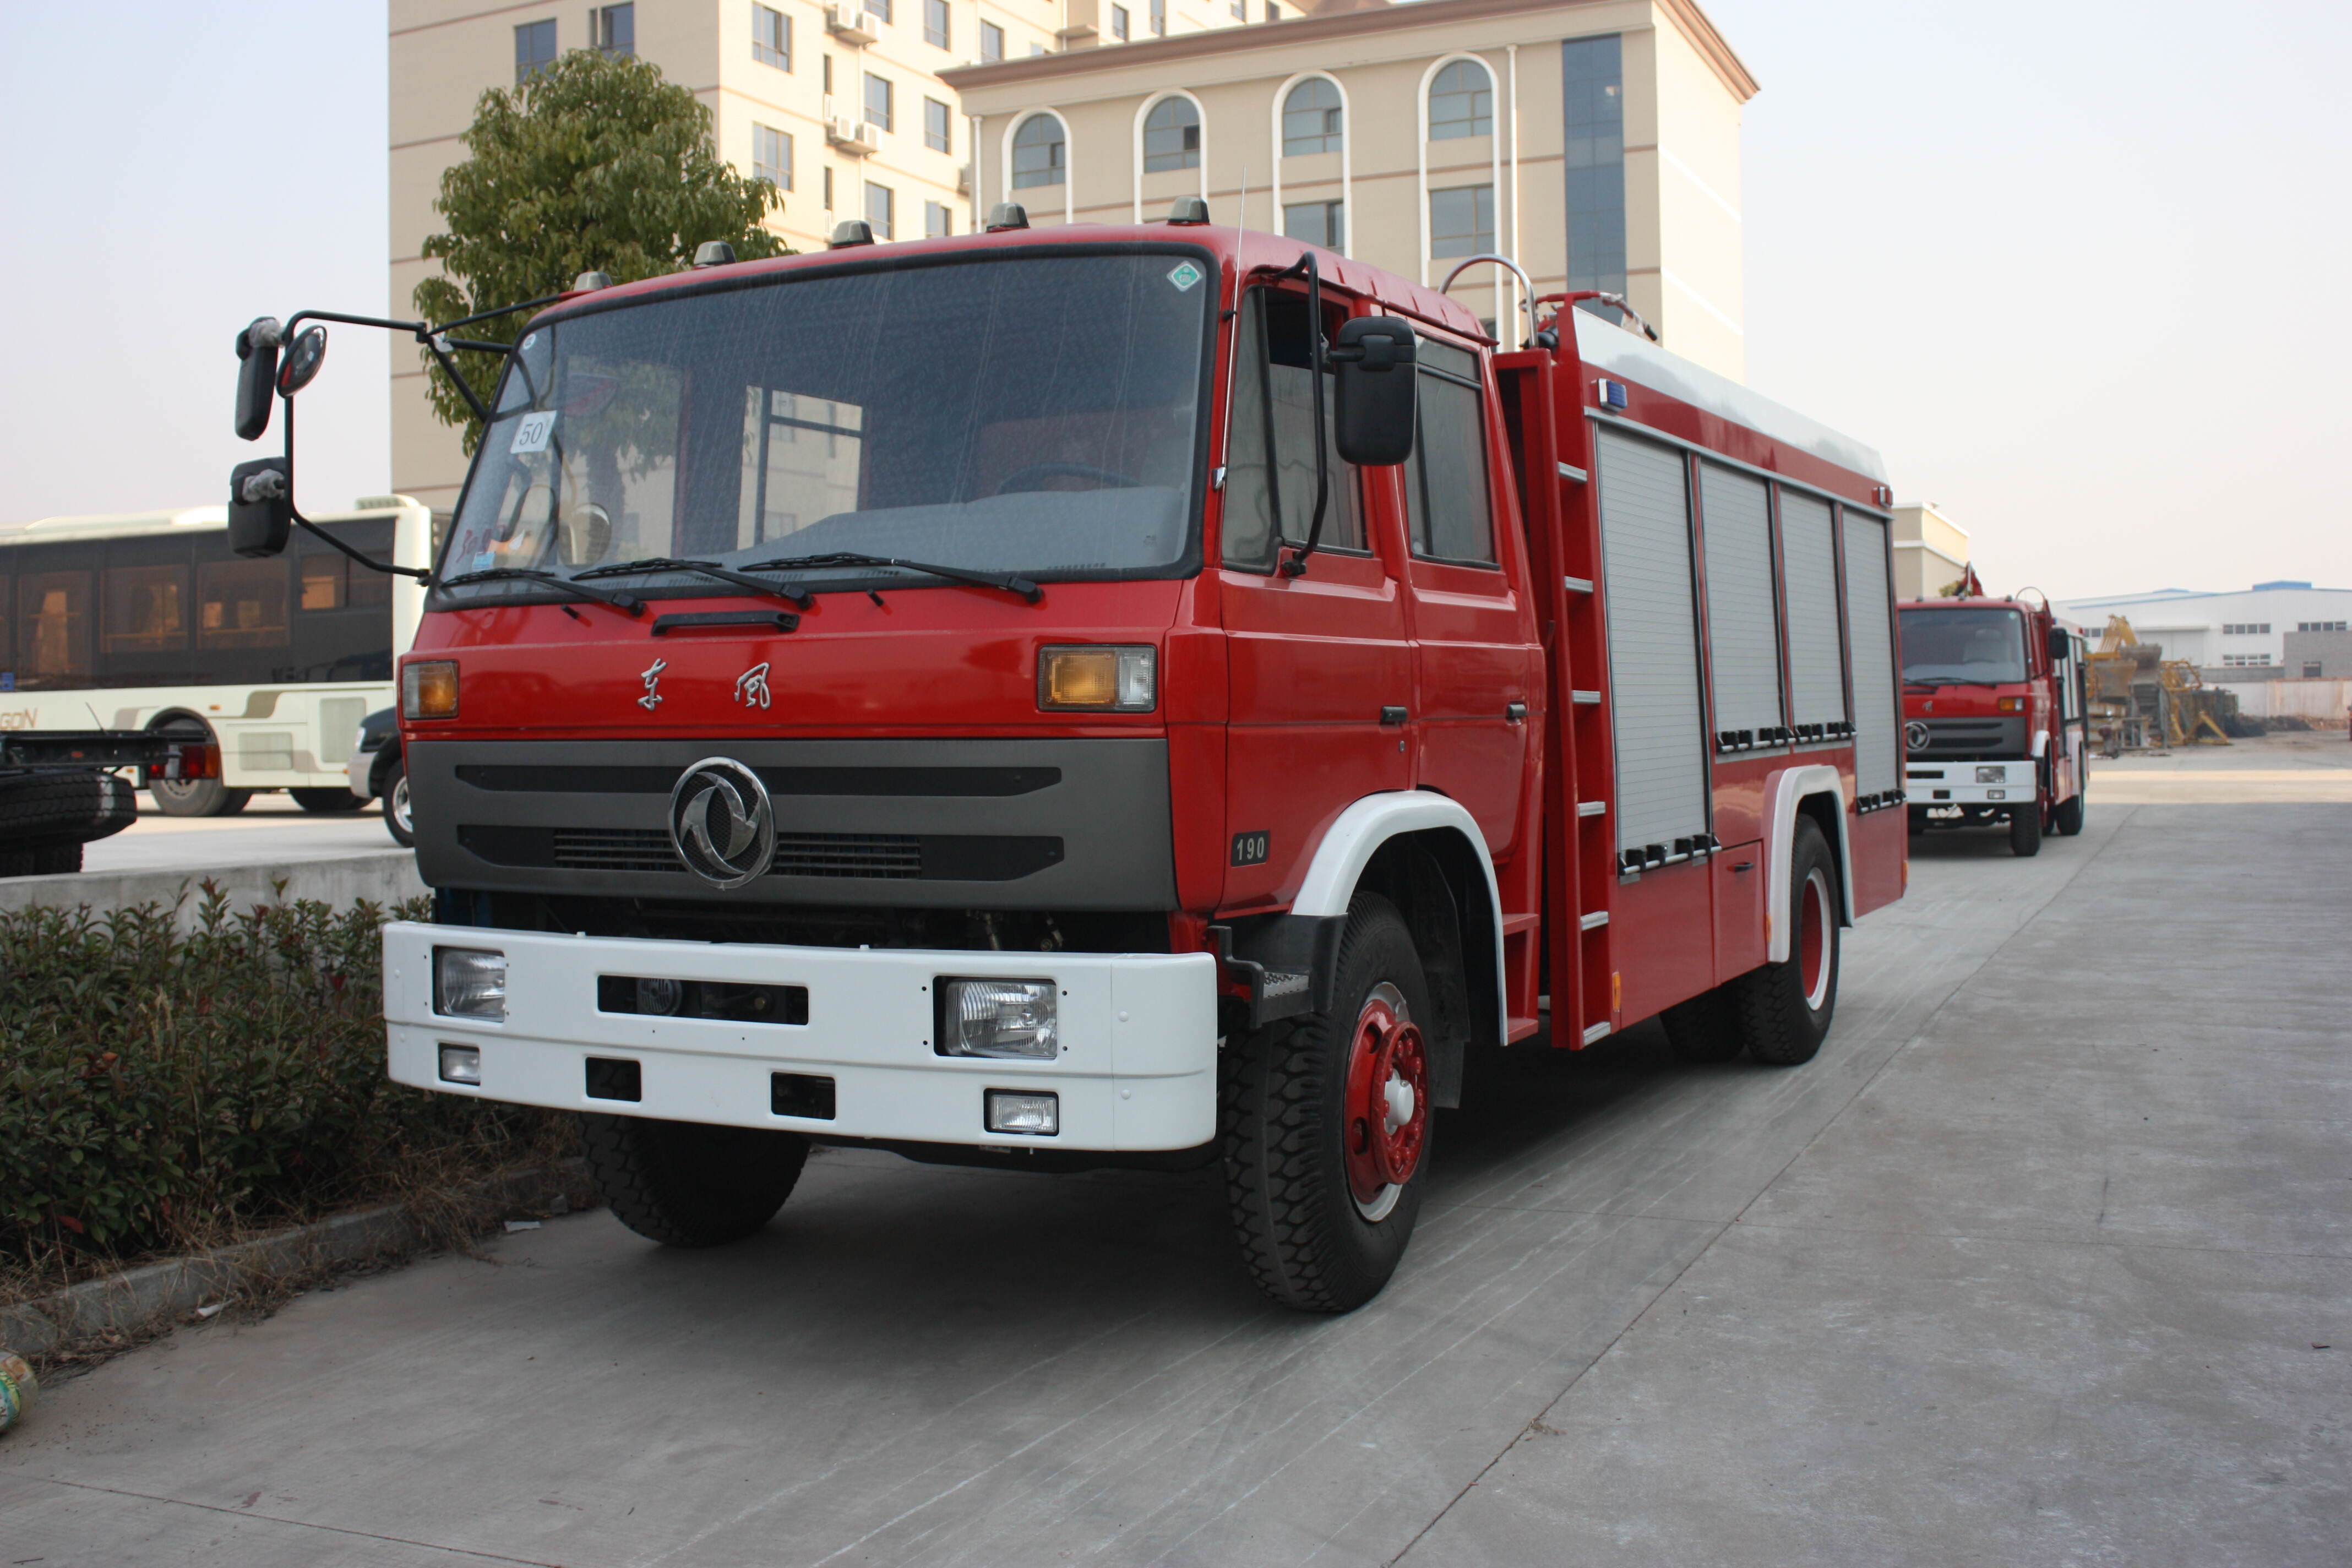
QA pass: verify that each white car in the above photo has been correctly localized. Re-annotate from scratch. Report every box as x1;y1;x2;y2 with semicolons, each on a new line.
344;707;413;847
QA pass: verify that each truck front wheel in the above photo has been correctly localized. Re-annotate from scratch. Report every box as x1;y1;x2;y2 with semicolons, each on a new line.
2008;803;2043;857
1729;818;1839;1066
1221;892;1434;1314
579;1114;809;1247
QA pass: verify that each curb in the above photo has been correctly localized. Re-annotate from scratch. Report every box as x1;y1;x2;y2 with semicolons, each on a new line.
0;1159;594;1364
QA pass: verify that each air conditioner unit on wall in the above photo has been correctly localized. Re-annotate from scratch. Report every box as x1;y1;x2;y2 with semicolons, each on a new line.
824;4;878;45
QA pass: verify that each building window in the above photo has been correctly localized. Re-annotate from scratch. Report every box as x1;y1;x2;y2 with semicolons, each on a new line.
864;72;893;133
2297;620;2348;631
1110;4;1129;40
1264;1;1280;19
1283;199;1342;251
1405;342;1496;565
1429;184;1495;258
514;18;557;82
754;4;791;68
1428;59;1492;139
865;181;895;239
1561;35;1627;311
754;124;793;190
1143;97;1201;172
924;0;950;48
1030;42;1047;55
823;166;834;210
1151;0;1166;35
1230;0;1244;16
1282;77;1342;156
981;19;1004;59
926;200;952;237
924;96;952;153
2306;661;2325;678
2223;622;2273;635
1012;113;1066;188
591;4;634;57
864;0;893;24
2220;654;2274;667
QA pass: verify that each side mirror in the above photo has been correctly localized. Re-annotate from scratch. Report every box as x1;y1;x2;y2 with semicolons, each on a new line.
227;458;292;557
2046;624;2071;663
1331;317;1418;467
235;317;283;440
278;325;328;396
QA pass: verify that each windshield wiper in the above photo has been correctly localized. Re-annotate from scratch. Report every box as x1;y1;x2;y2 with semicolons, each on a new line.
572;557;814;608
741;551;1042;605
434;567;645;615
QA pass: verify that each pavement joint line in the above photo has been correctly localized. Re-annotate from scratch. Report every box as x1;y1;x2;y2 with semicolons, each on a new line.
12;1474;568;1566
1386;809;2138;1567
1718;1216;2352;1264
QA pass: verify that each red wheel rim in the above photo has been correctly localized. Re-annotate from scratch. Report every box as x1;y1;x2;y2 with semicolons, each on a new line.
1798;867;1831;1010
1343;987;1430;1218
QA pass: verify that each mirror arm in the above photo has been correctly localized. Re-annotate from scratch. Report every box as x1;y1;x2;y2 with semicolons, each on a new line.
1268;251;1330;579
274;398;435;584
419;331;494;426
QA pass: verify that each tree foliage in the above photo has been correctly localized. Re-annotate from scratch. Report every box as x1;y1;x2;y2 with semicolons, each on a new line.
412;51;790;451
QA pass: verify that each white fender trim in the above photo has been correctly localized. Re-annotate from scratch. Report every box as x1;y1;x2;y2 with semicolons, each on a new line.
1764;765;1854;965
2031;728;2050;758
1292;791;1507;1042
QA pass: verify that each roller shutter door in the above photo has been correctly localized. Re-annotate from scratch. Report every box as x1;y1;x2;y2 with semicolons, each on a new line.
1842;509;1899;794
1779;491;1847;728
1698;464;1783;741
1595;426;1708;856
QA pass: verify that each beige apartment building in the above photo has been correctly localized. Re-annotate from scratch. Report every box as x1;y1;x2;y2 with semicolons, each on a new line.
945;0;1752;373
1892;502;1969;599
389;0;1272;511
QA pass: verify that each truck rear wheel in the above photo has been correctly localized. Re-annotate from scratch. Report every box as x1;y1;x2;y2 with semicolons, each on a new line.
148;722;251;818
1662;987;1744;1062
1221;892;1434;1314
1730;818;1839;1066
2052;792;2084;836
579;1114;809;1248
2008;803;2043;857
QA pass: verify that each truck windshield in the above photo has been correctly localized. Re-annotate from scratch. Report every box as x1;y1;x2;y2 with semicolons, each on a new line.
1899;606;2027;685
438;250;1213;600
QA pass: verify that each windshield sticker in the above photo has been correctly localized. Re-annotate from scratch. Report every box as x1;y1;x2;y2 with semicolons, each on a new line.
521;333;537;351
1167;261;1204;292
510;410;557;454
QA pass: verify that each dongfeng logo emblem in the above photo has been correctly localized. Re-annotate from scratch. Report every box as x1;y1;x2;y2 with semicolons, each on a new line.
1904;720;1931;753
668;759;775;889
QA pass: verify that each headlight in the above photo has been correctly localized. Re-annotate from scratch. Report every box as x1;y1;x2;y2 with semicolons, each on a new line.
404;660;459;719
937;977;1058;1059
1975;765;2004;783
434;946;507;1020
1038;645;1155;712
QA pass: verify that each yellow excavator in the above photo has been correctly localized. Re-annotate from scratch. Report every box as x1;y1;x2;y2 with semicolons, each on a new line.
2084;616;2234;752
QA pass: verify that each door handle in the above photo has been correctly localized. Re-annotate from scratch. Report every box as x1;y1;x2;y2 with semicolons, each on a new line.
1505;701;1528;722
1380;706;1408;726
1732;861;1756;872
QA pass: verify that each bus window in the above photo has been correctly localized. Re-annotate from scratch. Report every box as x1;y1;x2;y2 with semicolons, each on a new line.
349;555;392;608
105;564;190;652
299;553;345;611
198;558;289;649
17;571;93;684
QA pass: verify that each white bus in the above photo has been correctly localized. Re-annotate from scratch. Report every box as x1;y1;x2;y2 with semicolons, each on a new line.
0;497;432;815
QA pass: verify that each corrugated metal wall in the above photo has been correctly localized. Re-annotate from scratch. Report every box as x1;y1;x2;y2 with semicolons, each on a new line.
1596;427;1709;853
1842;510;1899;794
1779;492;1847;727
1698;464;1782;738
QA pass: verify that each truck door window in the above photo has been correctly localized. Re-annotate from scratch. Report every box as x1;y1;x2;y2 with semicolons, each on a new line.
1221;287;1365;571
1402;336;1495;566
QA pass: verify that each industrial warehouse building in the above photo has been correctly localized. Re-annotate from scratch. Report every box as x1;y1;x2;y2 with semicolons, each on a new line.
2055;583;2352;682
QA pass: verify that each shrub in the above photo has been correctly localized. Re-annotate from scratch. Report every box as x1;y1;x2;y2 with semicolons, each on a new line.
0;885;558;1276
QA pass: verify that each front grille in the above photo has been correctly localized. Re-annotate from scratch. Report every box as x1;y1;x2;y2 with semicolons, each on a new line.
773;832;922;879
1913;716;2026;759
553;827;680;872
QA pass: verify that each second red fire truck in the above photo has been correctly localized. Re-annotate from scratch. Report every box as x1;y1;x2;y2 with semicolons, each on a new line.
229;206;1908;1312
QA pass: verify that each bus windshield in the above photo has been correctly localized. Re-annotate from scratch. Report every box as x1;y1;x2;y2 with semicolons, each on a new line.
1899;606;2027;685
439;250;1214;600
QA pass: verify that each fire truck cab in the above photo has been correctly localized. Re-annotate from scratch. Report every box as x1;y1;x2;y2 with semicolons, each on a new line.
1899;589;2089;856
228;211;1907;1313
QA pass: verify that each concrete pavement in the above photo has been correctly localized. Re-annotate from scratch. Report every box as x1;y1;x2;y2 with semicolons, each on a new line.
1;780;2343;1565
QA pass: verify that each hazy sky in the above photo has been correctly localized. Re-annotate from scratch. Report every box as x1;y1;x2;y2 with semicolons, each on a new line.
3;1;2345;601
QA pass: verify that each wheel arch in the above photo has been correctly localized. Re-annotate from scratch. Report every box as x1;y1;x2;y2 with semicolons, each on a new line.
1765;765;1854;965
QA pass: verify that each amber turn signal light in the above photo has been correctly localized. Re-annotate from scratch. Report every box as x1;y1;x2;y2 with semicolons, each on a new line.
1037;645;1156;712
403;660;459;720
1996;696;2024;712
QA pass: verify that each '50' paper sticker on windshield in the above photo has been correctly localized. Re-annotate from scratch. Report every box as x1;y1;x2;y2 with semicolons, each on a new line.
509;410;557;455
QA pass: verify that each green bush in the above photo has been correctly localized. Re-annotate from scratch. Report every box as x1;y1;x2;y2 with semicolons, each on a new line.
0;886;554;1273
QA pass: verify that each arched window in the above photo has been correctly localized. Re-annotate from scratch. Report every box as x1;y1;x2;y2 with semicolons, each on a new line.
1012;114;1066;188
1142;97;1200;172
1428;59;1493;140
1282;78;1341;156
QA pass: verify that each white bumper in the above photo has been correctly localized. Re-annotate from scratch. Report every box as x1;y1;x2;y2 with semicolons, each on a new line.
1905;759;2035;805
381;922;1219;1151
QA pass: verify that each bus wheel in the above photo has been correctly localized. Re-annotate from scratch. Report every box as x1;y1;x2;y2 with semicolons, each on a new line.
2008;804;2043;857
148;722;251;818
2052;792;2084;837
291;787;368;813
579;1113;808;1247
1221;892;1433;1314
1730;818;1839;1067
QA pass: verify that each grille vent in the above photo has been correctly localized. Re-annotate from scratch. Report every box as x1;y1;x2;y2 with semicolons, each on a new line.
553;828;681;872
772;832;921;879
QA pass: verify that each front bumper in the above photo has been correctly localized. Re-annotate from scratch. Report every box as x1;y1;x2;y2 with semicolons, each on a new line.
381;922;1218;1151
1905;759;2034;805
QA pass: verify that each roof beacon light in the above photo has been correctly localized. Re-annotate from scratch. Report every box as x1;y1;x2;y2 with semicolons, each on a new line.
572;270;613;292
986;202;1030;232
829;220;876;248
1597;379;1630;412
1167;197;1210;225
691;241;736;269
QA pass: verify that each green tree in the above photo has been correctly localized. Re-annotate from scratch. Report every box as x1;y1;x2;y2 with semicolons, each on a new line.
412;51;789;451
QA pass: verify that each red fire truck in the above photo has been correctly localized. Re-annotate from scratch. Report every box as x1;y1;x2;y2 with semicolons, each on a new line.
226;208;1907;1312
1899;578;2088;856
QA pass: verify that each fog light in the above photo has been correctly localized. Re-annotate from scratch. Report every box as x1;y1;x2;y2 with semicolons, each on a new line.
434;946;507;1020
986;1089;1059;1136
1975;766;2004;783
937;977;1058;1059
438;1044;482;1085
1987;789;2007;800
1038;645;1155;712
636;976;682;1015
403;660;459;719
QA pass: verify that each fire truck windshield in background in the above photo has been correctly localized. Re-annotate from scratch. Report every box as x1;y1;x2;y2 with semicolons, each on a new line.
439;251;1213;599
1899;606;2027;685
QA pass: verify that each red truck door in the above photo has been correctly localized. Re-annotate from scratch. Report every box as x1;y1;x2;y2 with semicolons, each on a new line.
1396;333;1537;856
